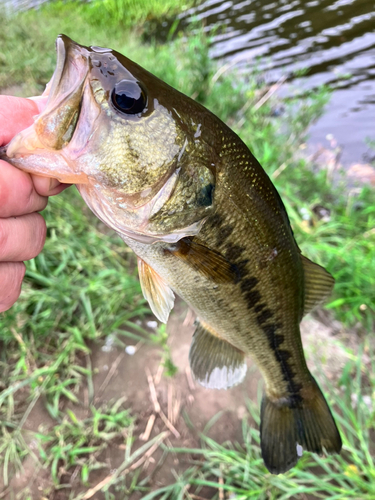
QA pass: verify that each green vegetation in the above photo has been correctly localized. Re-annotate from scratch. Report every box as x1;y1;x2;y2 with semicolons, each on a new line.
38;400;133;484
148;346;375;500
0;1;374;498
80;0;194;29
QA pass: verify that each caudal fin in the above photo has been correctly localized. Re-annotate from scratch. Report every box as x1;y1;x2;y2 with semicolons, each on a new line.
260;377;342;474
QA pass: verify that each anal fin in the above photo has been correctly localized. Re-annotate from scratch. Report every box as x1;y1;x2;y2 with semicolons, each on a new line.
138;258;175;323
189;321;247;390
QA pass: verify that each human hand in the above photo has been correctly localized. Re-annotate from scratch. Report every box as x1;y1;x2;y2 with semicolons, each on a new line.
0;95;70;312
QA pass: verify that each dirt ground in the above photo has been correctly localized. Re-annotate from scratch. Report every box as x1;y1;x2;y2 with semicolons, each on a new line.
2;298;351;500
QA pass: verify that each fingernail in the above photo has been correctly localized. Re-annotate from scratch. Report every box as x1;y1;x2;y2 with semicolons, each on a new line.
49;178;61;192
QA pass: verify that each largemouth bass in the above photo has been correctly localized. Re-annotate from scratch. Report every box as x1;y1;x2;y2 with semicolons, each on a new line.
2;35;341;473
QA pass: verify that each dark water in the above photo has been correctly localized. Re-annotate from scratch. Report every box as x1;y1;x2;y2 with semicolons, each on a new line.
174;0;375;165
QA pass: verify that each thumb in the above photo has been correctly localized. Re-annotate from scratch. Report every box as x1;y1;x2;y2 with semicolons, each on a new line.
0;96;39;146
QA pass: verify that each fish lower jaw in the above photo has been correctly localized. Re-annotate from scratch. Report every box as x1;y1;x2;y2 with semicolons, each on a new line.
4;148;89;184
6;127;46;158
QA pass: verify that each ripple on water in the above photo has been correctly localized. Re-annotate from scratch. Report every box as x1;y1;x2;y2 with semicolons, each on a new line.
175;0;375;164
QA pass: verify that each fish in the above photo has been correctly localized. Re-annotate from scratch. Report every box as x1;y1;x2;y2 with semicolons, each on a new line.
1;35;342;474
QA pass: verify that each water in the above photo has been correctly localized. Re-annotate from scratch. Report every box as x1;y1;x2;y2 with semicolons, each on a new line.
5;0;375;164
174;0;375;165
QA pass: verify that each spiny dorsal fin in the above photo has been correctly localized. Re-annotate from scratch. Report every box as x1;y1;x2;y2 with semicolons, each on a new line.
301;255;335;316
166;238;238;283
137;258;175;323
189;321;247;390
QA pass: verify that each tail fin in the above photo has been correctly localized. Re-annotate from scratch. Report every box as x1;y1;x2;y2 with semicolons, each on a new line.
260;377;342;474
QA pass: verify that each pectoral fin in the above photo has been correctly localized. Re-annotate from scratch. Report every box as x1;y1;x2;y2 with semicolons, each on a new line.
166;238;238;283
137;258;175;323
301;255;335;315
189;321;247;390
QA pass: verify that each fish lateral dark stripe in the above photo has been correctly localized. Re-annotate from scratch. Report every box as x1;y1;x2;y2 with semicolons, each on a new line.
277;349;292;362
254;303;266;313
225;243;245;261
240;277;259;291
273;333;285;348
275;347;303;394
262;323;285;349
232;259;249;279
206;213;223;229
256;308;273;325
262;323;278;340
217;224;234;241
244;290;261;309
239;277;261;309
261;321;303;396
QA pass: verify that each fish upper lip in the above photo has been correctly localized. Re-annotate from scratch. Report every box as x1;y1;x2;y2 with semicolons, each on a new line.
46;35;68;107
51;35;89;99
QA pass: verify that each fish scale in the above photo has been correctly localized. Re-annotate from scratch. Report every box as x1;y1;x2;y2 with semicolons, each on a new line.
1;34;342;474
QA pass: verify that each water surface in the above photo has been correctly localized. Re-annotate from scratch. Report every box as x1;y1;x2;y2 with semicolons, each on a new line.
175;0;375;165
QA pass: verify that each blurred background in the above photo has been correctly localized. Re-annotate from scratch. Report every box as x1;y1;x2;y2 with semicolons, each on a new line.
0;1;374;499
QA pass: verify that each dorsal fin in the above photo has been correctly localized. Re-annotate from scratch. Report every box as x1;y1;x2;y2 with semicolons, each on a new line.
137;258;175;323
301;255;334;315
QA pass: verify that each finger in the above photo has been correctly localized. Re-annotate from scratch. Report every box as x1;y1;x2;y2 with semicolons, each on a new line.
48;183;71;196
0;96;39;146
0;213;46;261
31;174;72;196
0;261;26;313
0;160;48;217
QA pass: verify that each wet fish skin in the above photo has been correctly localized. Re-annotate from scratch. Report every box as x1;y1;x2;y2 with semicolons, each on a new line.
2;35;341;473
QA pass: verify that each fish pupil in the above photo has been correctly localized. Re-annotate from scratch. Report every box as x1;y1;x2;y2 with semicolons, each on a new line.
112;79;147;115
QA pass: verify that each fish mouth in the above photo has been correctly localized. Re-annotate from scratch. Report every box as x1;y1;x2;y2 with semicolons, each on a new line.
5;35;93;183
7;35;89;157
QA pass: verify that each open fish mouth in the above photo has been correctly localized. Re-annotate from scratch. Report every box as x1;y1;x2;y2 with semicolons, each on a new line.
6;35;90;158
2;35;97;184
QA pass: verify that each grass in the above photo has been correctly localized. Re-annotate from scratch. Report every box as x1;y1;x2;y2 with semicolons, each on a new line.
147;345;375;500
38;399;133;485
0;1;374;498
0;187;148;406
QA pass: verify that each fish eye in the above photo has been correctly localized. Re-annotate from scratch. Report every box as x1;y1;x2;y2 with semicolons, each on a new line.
111;80;147;115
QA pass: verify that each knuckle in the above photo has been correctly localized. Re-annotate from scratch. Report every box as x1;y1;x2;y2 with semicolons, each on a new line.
25;214;47;260
0;221;9;260
24;181;35;211
0;262;26;312
24;181;48;213
35;214;47;248
0;173;10;211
